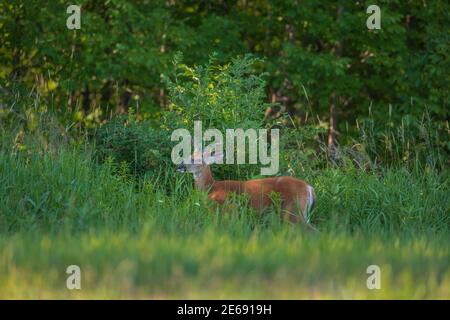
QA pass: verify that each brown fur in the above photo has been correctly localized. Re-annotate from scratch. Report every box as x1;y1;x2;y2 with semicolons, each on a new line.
194;166;317;232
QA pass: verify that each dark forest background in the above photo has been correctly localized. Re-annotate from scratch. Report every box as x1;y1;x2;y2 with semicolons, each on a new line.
0;0;448;174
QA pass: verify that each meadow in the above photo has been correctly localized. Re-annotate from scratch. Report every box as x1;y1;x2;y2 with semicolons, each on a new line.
0;123;448;298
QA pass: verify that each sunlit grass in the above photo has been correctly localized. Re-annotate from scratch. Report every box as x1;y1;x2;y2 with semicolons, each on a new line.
0;147;448;299
0;230;448;299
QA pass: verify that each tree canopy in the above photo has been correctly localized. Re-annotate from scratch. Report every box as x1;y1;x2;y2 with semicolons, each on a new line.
1;0;448;156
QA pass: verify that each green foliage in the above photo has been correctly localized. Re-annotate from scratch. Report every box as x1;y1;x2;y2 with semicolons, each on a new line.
2;0;448;153
0;146;448;298
165;54;276;179
163;53;270;131
357;111;449;170
94;55;275;180
94;113;173;177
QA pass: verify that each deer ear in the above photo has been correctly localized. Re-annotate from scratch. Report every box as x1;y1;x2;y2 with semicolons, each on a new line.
203;149;223;164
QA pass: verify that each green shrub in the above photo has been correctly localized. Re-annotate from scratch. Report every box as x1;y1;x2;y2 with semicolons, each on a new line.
94;114;173;177
94;55;278;180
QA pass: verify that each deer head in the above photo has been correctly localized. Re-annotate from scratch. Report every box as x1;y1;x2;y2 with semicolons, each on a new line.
177;149;223;189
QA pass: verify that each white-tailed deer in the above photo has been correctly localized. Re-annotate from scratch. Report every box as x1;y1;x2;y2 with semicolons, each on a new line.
177;149;318;232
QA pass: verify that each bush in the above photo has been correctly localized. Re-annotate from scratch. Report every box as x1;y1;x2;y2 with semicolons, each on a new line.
95;55;278;180
94;113;173;177
163;53;270;130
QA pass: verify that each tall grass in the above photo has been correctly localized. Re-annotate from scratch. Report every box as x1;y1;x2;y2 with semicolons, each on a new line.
0;135;448;298
0;149;448;235
0;94;448;298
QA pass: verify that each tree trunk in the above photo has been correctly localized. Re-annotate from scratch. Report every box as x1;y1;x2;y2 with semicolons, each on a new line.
100;81;112;109
328;6;343;159
9;48;23;81
67;91;75;110
159;36;166;108
82;86;90;116
117;79;131;114
266;23;298;122
328;92;338;158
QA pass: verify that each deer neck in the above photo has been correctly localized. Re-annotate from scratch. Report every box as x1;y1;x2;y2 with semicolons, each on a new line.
193;165;215;191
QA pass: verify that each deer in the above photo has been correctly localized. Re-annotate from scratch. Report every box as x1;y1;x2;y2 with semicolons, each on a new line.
177;149;318;233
